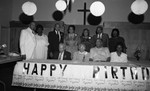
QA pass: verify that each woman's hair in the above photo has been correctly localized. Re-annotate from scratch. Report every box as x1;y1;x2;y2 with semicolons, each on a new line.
82;28;90;37
115;42;124;52
78;43;86;50
96;26;103;34
111;28;120;37
67;25;75;33
35;24;43;33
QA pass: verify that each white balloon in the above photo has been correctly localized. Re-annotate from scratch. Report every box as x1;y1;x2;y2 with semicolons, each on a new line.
55;0;67;11
131;0;148;15
22;1;37;16
90;1;105;16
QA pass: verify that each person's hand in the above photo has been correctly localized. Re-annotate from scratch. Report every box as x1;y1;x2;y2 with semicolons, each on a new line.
106;57;110;62
50;52;53;58
21;55;26;60
89;58;93;61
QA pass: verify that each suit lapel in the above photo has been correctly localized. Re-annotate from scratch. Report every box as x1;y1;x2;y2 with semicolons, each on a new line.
63;51;66;60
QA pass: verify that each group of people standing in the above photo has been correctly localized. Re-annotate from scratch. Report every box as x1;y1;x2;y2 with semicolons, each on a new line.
20;22;49;60
19;21;128;63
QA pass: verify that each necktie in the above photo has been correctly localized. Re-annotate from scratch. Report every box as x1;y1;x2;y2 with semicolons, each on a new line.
55;31;57;35
58;31;61;41
100;33;102;39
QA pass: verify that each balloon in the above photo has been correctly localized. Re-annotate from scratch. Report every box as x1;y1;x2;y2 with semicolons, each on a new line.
55;0;67;11
131;0;148;15
90;1;105;16
22;1;37;16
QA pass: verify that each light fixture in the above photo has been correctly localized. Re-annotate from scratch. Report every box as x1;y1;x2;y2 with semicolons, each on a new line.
90;1;105;17
22;1;37;16
131;0;148;15
55;0;67;11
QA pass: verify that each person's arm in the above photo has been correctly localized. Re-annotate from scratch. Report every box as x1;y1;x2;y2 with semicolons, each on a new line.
68;52;72;60
90;35;95;47
63;35;68;45
60;32;64;43
122;37;127;53
89;49;94;61
72;52;77;61
20;30;26;56
75;34;80;45
124;53;128;62
106;34;109;47
106;57;110;62
45;35;49;46
85;53;90;62
105;48;110;62
47;32;53;58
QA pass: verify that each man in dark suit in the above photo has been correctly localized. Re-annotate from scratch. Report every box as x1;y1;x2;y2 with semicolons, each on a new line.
91;26;109;47
53;43;71;60
48;23;64;59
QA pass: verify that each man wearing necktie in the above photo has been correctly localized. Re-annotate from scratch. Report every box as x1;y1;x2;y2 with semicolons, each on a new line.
48;23;64;59
53;43;71;60
56;30;61;42
91;26;109;47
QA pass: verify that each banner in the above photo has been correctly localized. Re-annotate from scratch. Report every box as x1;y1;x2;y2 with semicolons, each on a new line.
12;61;150;91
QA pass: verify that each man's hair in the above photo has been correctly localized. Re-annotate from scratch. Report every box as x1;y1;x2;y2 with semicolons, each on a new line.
59;43;66;48
96;38;103;43
96;26;103;34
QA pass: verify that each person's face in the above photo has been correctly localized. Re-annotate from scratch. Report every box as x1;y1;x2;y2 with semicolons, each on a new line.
96;39;103;48
69;27;74;33
30;22;36;31
84;30;88;36
113;30;118;37
37;28;43;35
79;44;85;52
55;24;60;31
59;44;65;52
116;45;122;52
97;27;103;34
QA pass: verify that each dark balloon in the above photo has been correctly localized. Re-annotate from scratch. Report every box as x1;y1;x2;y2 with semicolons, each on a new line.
52;11;64;21
19;13;34;25
128;12;144;24
87;13;102;26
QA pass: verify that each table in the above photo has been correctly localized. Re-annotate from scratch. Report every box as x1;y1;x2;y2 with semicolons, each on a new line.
0;56;22;64
0;56;22;91
12;59;150;91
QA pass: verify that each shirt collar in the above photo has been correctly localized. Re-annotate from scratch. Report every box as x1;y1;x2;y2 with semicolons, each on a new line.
79;51;88;55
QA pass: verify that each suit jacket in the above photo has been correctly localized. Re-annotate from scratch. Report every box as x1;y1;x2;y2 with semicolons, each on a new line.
53;51;71;60
20;27;36;60
91;33;109;47
48;30;64;58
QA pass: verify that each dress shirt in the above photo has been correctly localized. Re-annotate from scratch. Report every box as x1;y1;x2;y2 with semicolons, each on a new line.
110;52;128;62
55;30;61;41
58;52;64;60
90;47;110;62
97;33;102;39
